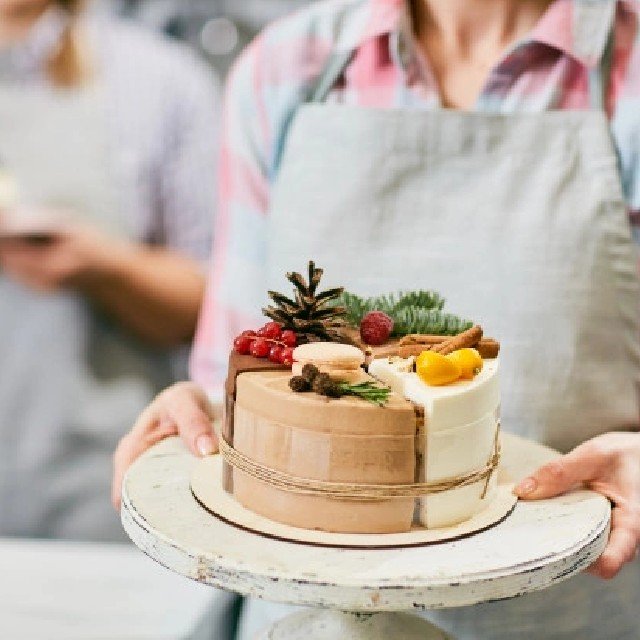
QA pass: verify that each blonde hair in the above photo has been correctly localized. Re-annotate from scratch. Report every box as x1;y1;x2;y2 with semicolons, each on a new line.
47;0;91;87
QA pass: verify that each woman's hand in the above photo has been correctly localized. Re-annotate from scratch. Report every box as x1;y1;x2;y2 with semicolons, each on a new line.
514;432;640;579
0;219;206;346
0;224;113;292
111;382;218;509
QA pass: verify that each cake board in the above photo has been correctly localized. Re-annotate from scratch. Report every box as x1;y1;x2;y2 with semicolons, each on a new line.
190;455;518;549
121;433;611;640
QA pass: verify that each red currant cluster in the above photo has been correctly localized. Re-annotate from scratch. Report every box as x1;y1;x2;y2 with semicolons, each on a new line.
233;322;298;366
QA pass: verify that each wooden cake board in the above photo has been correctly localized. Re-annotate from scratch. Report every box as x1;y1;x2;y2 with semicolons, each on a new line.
121;433;611;640
190;455;518;549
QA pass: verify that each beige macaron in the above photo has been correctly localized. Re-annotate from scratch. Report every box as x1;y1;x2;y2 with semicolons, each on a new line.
292;342;366;383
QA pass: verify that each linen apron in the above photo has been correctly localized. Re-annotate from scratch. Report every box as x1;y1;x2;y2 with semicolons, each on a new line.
0;83;175;542
238;29;640;640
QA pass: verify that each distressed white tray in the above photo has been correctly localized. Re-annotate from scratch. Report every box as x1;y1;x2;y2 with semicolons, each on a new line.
190;455;518;548
121;432;610;615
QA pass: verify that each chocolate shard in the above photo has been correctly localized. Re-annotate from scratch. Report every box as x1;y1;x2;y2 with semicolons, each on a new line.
226;351;289;398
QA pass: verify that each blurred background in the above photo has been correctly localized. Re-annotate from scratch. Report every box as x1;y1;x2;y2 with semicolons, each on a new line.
112;0;302;77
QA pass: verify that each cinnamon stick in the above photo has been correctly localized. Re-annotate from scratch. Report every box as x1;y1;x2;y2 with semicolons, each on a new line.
400;334;453;346
398;340;500;359
430;325;484;355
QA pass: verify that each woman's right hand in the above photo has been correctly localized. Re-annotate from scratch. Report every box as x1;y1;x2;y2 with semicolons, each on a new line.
111;382;218;509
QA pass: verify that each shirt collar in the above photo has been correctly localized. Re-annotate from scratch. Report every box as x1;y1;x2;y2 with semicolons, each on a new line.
336;0;403;51
0;5;70;79
360;0;619;70
527;0;617;68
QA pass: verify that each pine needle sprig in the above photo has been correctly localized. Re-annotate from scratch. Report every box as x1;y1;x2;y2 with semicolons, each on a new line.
391;290;445;312
393;308;473;336
338;381;392;406
339;290;471;336
340;291;375;326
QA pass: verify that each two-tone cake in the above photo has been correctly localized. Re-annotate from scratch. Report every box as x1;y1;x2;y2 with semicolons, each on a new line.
369;354;500;528
221;261;501;534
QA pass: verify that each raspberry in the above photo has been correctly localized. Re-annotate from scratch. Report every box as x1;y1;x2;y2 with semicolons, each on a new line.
280;330;298;348
240;329;257;338
233;335;253;355
250;338;270;358
257;322;282;340
269;344;284;364
360;311;394;346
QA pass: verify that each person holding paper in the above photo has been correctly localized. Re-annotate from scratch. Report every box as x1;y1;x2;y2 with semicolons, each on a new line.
0;0;220;542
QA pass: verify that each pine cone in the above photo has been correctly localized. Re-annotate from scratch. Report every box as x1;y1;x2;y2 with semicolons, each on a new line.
263;261;348;343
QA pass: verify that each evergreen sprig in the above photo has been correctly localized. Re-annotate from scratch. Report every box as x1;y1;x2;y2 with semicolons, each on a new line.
337;381;392;407
339;290;472;336
393;308;473;336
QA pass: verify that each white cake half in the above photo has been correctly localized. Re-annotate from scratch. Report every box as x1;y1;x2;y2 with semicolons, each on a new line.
369;357;501;528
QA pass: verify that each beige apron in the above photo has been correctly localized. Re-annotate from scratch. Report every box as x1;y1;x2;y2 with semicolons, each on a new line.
240;30;640;640
0;82;175;542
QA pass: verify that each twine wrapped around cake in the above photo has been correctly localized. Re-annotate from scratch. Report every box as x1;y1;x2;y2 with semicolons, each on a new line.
218;423;501;502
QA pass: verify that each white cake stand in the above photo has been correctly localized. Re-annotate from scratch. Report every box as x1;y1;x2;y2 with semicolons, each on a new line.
121;433;610;640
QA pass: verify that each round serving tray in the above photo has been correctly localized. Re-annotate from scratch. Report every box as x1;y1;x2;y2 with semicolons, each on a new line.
121;432;611;611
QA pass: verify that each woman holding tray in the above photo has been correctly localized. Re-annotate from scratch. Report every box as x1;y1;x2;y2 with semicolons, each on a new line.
114;0;640;637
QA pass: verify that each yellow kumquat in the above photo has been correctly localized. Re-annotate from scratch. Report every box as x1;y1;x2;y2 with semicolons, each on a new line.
416;351;462;386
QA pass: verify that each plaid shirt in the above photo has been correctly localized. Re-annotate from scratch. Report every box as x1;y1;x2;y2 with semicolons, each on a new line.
192;0;640;397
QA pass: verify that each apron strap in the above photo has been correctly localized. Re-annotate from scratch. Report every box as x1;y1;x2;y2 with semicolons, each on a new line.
309;50;355;103
588;29;615;113
273;49;355;171
272;2;360;172
586;27;623;177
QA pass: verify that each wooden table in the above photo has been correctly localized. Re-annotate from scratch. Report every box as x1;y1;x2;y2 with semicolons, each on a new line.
122;434;611;640
0;537;235;639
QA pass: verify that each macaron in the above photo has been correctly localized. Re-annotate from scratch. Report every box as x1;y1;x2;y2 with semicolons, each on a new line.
292;342;366;382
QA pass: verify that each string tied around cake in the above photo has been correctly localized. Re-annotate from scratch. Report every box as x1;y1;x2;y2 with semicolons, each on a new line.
218;423;501;501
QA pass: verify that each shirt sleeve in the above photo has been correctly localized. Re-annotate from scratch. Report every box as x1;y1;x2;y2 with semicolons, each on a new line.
190;40;273;400
157;56;222;264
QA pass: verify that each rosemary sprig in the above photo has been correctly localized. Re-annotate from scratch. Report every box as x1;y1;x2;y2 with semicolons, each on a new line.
337;381;391;407
289;365;392;406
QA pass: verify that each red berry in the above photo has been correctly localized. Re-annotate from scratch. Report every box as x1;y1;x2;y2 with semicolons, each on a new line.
241;329;257;338
280;330;298;348
360;311;394;346
280;347;294;366
257;322;282;340
250;338;270;358
269;345;284;364
234;335;253;355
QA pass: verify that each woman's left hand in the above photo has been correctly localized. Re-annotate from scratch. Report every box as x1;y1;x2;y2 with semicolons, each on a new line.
0;216;205;346
515;432;640;579
0;224;114;292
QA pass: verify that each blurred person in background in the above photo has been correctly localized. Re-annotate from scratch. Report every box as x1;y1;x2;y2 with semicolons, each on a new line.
0;0;220;542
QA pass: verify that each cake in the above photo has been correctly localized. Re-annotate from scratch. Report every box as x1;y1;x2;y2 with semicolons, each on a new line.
221;262;501;534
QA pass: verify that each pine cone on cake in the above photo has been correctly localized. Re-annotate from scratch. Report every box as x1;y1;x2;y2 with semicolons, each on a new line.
263;261;348;344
